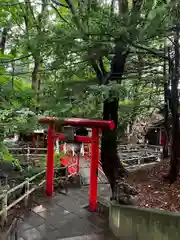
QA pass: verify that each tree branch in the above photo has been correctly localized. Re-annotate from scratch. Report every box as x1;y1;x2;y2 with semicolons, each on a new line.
0;55;32;63
51;4;70;24
127;40;170;60
51;0;69;8
65;0;84;31
99;57;107;76
90;59;103;84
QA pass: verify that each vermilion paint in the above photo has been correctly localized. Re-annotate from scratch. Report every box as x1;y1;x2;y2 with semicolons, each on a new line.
46;125;54;196
39;117;115;130
89;128;99;212
42;117;114;211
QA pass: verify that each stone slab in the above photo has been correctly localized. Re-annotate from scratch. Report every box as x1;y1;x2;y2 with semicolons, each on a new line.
15;186;117;240
109;202;180;240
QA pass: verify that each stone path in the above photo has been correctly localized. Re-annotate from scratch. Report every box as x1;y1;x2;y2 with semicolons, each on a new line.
16;185;116;240
79;157;108;185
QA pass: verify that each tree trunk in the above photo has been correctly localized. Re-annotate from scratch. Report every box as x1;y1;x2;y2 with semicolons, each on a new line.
0;28;8;54
101;98;128;197
167;26;180;183
100;49;137;202
163;42;170;158
31;58;41;113
163;82;170;158
32;59;39;91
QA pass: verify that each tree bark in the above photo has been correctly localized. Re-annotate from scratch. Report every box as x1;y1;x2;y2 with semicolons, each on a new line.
163;42;170;158
32;58;41;111
163;82;170;158
65;0;140;201
167;26;180;183
101;98;128;197
100;48;137;202
32;59;39;91
0;28;8;54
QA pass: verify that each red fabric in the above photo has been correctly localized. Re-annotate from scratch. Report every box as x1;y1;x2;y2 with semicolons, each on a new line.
60;157;76;175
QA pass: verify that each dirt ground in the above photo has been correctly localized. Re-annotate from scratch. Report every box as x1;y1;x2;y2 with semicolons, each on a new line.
127;160;180;212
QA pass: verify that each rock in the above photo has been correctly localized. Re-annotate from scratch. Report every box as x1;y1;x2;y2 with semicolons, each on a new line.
112;180;139;205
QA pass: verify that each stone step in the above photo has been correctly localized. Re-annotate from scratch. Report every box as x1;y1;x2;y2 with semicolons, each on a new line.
59;233;116;239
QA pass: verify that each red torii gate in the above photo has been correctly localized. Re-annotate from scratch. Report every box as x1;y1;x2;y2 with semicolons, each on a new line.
39;117;114;212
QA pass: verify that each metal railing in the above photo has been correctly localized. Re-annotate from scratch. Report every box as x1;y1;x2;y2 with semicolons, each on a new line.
62;143;163;175
8;147;47;163
0;170;45;225
0;166;68;226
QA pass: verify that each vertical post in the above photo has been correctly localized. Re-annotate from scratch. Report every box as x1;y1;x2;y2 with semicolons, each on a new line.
89;127;99;212
32;134;36;148
46;125;54;196
2;190;8;226
25;178;29;207
65;166;68;194
27;145;30;164
81;143;84;156
42;134;45;148
76;154;80;174
159;128;162;145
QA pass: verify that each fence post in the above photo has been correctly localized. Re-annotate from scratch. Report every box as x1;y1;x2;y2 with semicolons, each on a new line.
27;146;30;164
145;143;147;154
25;178;30;207
2;190;8;226
5;175;8;186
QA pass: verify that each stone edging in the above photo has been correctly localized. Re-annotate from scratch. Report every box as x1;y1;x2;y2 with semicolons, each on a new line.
109;202;180;240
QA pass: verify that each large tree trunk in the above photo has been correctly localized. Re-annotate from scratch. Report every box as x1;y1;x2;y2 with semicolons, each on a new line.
167;26;180;183
163;82;170;158
101;99;128;198
163;43;170;158
100;49;138;203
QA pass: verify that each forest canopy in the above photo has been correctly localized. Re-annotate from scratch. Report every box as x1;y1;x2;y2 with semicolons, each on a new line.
1;0;180;186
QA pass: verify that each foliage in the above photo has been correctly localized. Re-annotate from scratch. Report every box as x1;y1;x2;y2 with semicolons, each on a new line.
0;142;22;171
0;0;178;168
